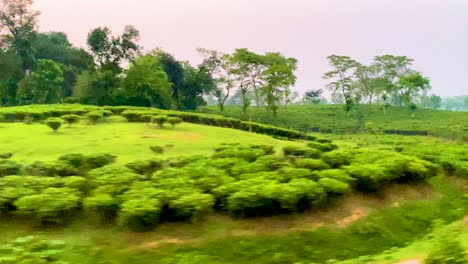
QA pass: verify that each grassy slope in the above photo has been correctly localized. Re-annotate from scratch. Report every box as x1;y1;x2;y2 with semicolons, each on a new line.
202;104;468;137
0;116;303;163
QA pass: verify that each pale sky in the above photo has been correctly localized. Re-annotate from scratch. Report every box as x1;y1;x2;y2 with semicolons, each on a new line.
34;0;468;97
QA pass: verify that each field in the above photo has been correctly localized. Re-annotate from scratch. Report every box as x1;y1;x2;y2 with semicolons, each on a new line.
0;104;466;264
0;117;302;163
202;104;468;140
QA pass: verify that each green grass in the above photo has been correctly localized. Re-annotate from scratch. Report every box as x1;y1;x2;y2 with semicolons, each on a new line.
0;116;304;163
202;104;468;139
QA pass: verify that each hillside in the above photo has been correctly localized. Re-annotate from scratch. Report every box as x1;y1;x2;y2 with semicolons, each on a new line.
202;104;468;140
0;104;465;263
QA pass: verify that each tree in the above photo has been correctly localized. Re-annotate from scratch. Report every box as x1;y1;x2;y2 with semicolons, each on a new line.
0;0;40;72
198;48;235;112
16;59;64;104
33;32;94;98
0;50;22;105
397;72;431;106
123;54;172;109
421;94;441;109
87;25;141;73
323;55;358;111
181;62;215;110
152;50;185;108
353;64;383;104
262;52;297;116
373;55;413;106
303;89;323;104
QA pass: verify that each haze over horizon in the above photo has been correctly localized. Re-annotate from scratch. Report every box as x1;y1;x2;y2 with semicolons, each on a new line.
34;0;468;97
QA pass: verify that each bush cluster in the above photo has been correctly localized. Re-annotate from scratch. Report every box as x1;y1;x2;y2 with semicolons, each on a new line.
0;141;442;231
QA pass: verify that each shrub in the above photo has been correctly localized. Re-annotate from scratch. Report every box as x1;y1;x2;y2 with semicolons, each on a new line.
295;158;329;171
317;178;351;195
23;114;34;124
307;142;338;152
45;117;62;132
321;150;352;168
24;161;77;177
0;160;22;176
61;176;87;191
14;187;81;224
346;164;389;191
86;111;102;125
0;114;4;123
283;146;322;158
150;145;164;154
125;159;164;176
58;153;86;168
118;190;163;230
168;117;183;128
83;193;119;219
425;237;467;264
0;152;13;159
0;236;67;264
61;114;81;127
169;193;215;222
84;153;117;169
152;115;168;128
317;169;355;184
87;164;141;188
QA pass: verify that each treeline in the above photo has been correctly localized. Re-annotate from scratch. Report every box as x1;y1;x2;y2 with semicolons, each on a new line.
314;55;434;113
0;0;297;115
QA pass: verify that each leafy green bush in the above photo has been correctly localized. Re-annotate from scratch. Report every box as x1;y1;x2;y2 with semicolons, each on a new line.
14;187;81;224
83;153;116;169
58;153;86;168
168;117;183;128
317;169;355;184
83;193;119;219
24;161;77;176
307;142;338;152
321;150;352;168
45;117;63;132
169;193;215;222
86;111;102;125
283;146;322;158
150;145;164;154
0;152;13;159
152;115;168;128
0;236;67;264
0;159;22;176
0;114;4;123
60;114;81;127
125;159;164;176
87;164;141;189
295;158;329;171
317;178;351;195
425;236;467;264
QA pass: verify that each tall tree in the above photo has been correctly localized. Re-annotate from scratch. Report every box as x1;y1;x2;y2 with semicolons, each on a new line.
0;0;39;72
373;55;413;106
198;48;235;112
16;59;63;104
262;52;297;116
397;72;431;106
303;89;324;104
181;62;215;110
123;54;172;108
87;25;141;73
152;50;185;108
323;55;358;111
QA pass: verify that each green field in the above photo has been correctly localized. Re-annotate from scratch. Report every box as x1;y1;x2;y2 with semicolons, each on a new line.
0;117;303;163
202;104;468;139
0;104;466;264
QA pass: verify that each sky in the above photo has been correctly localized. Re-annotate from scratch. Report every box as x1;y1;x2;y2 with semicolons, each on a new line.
33;0;468;97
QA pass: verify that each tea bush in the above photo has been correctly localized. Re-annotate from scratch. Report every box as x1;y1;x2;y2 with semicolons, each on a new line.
0;159;22;176
168;116;183;128
61;114;81;127
86;111;102;125
0;236;67;264
45;117;63;132
0;152;13;159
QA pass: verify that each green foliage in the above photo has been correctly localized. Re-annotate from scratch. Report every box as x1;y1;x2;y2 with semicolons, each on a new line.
0;159;22;176
168;117;183;128
60;114;81;126
152;115;168;128
321;150;352;168
425;236;467;264
307;141;338;152
86;111;102;125
317;177;351;194
150;145;164;154
45;117;63;132
283;145;322;158
0;152;13;159
24;161;76;176
125;159;164;176
0;236;67;264
169;193;215;222
295;158;329;171
14;187;81;224
87;164;140;188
